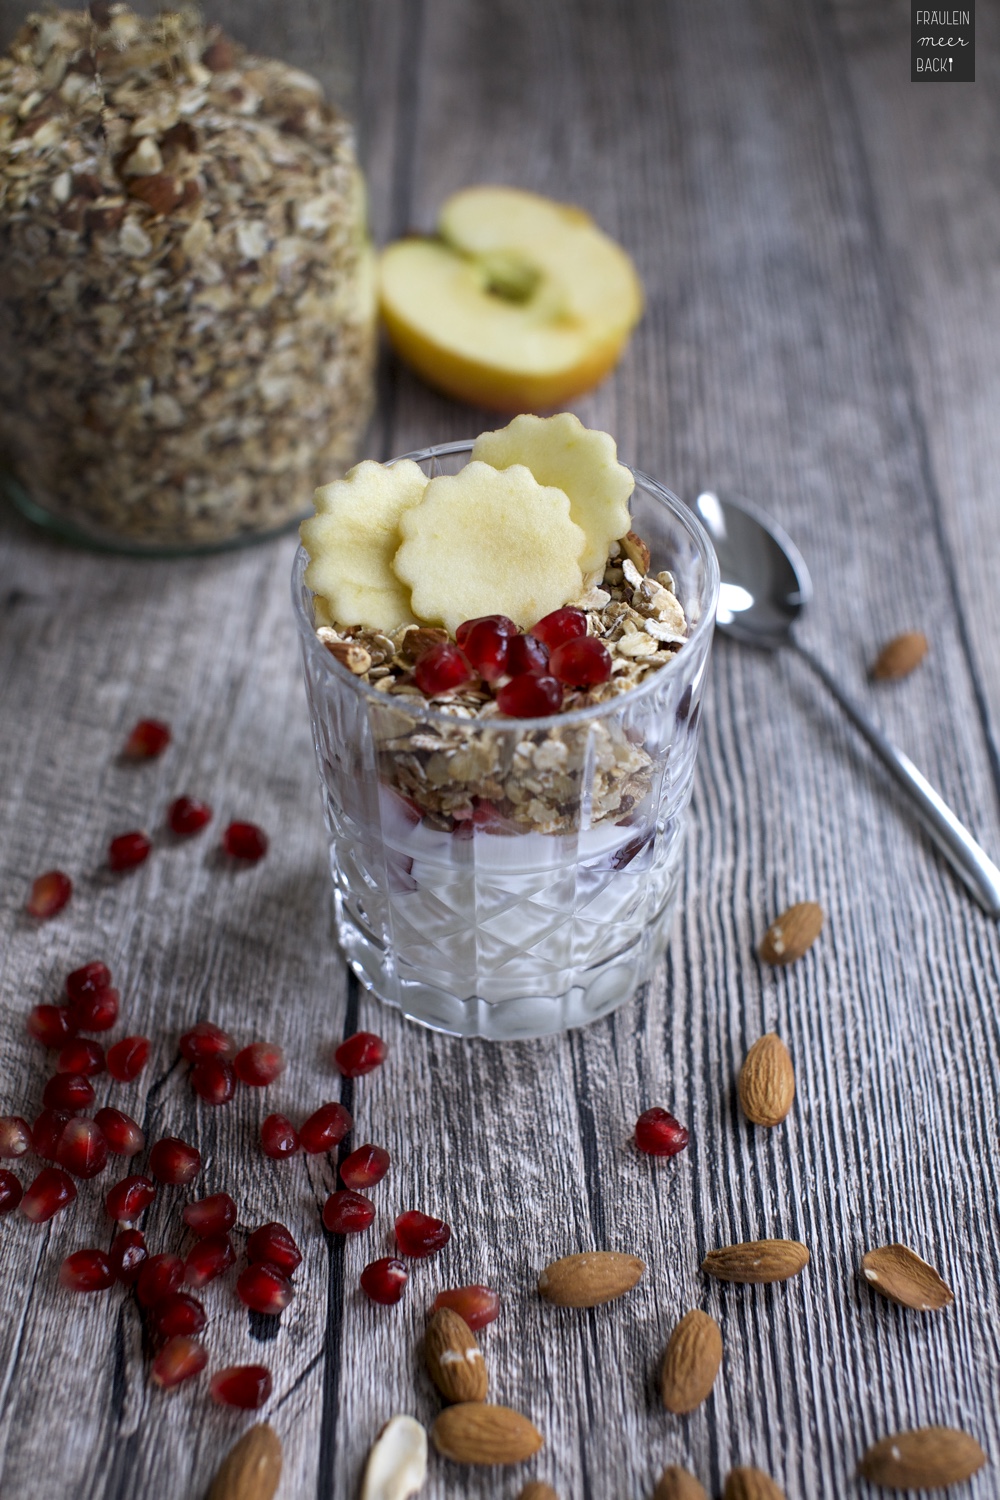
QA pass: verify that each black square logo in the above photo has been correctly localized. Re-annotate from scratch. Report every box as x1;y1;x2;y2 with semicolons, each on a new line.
912;3;975;81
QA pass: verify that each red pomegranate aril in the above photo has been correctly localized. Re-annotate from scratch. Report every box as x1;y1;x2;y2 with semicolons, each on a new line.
233;1041;285;1087
246;1222;301;1276
360;1257;407;1306
149;1136;201;1185
21;1165;76;1222
138;1252;185;1309
549;635;613;688
210;1364;272;1410
60;1248;113;1293
154;1292;207;1340
462;619;511;683
123;718;171;759
151;1335;207;1390
26;870;72;919
105;1174;156;1222
106;1035;150;1083
334;1031;387;1078
236;1262;293;1315
184;1234;235;1289
322;1189;375;1235
455;614;517;650
72;985;120;1032
340;1144;390;1190
222;821;268;861
56;1038;106;1076
110;1228;147;1283
395;1209;451;1259
299;1102;353;1155
108;830;152;871
531;605;588;651
413;642;476;697
189;1056;235;1105
95;1107;144;1157
56;1117;109;1179
66;961;112;1003
260;1113;300;1159
178;1020;235;1062
26;1003;77;1049
0;1170;23;1213
634;1106;689;1157
432;1284;501;1331
32;1109;70;1160
43;1072;95;1114
496;673;563;717
505;632;550;677
0;1116;32;1159
182;1193;237;1238
168;795;213;836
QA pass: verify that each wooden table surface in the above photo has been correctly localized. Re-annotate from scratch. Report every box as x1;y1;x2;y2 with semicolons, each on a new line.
2;2;999;1496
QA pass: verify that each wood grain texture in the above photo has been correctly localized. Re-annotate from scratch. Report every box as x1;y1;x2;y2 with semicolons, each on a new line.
1;1;999;1497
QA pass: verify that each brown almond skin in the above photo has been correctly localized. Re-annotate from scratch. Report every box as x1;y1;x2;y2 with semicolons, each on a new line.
702;1239;809;1284
660;1309;723;1413
432;1403;543;1465
653;1464;710;1499
861;1243;954;1311
758;902;823;965
871;630;929;681
738;1034;795;1127
857;1426;987;1487
723;1467;787;1499
518;1484;559;1500
424;1307;488;1403
207;1424;282;1500
621;530;651;572
538;1250;644;1307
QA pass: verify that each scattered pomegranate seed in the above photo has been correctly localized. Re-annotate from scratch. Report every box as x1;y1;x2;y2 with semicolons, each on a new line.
123;718;171;759
151;1335;207;1389
154;1292;207;1341
221;821;268;861
496;673;563;717
138;1252;185;1308
108;831;152;871
0;1116;33;1159
340;1144;390;1190
455;615;517;650
149;1136;201;1185
110;1229;147;1283
106;1036;150;1083
634;1106;689;1157
505;632;550;677
182;1193;237;1237
179;1021;235;1062
360;1257;407;1305
531;606;588;651
43;1072;95;1114
189;1056;236;1105
462;618;512;683
184;1234;235;1289
549;636;612;687
56;1038;106;1076
322;1189;375;1235
167;795;213;835
72;985;120;1032
299;1102;353;1155
56;1117;109;1179
66;961;112;1003
233;1041;285;1087
236;1262;293;1315
333;1031;387;1078
413;642;476;696
26;1003;77;1049
21;1165;76;1222
395;1210;451;1259
32;1109;70;1160
260;1113;300;1159
0;1170;23;1213
210;1364;273;1409
105;1174;157;1222
95;1107;144;1156
246;1223;301;1276
60;1249;113;1293
432;1284;501;1330
26;870;72;919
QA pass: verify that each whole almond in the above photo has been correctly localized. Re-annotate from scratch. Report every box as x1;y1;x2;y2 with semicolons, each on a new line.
723;1467;786;1499
518;1484;559;1500
857;1426;987;1487
758;902;823;965
702;1239;809;1284
360;1416;427;1500
871;630;928;681
432;1403;543;1465
653;1467;709;1500
425;1308;488;1403
400;625;449;663
738;1034;795;1127
861;1243;954;1311
207;1424;282;1500
660;1309;723;1413
538;1250;644;1307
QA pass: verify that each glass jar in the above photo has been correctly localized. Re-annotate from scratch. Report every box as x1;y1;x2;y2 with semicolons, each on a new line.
0;0;374;552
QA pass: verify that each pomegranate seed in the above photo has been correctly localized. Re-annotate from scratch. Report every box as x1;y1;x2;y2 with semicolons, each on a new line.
95;1107;144;1156
66;961;112;1003
105;1174;156;1222
360;1257;407;1305
531;606;588;651
334;1031;387;1078
60;1248;113;1292
179;1021;235;1062
56;1117;109;1178
299;1102;353;1154
138;1252;185;1308
184;1234;235;1289
26;870;72;919
154;1292;206;1340
462;619;511;683
167;795;213;835
455;615;517;650
322;1189;375;1235
233;1041;285;1087
110;1228;147;1283
72;985;120;1032
222;821;268;861
189;1056;235;1105
246;1223;301;1276
150;1136;201;1185
395;1210;451;1258
505;633;550;676
496;673;563;717
432;1284;501;1331
106;1036;150;1082
21;1165;76;1222
236;1262;293;1315
26;1003;77;1048
108;831;152;871
634;1107;689;1157
182;1193;236;1237
340;1144;390;1190
56;1038;105;1076
123;718;171;759
260;1113;300;1159
32;1110;70;1160
0;1170;23;1213
0;1116;33;1159
550;636;612;687
413;642;476;696
43;1072;95;1113
210;1364;272;1409
151;1335;207;1389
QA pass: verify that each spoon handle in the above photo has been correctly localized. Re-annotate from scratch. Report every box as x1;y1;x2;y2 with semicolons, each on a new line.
792;639;1000;918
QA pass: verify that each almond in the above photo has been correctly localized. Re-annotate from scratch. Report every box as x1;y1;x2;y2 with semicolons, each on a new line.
857;1426;987;1487
207;1424;282;1500
660;1309;723;1413
702;1239;809;1284
360;1415;427;1500
432;1403;543;1465
653;1467;709;1500
758;901;823;965
537;1250;644;1307
318;633;373;675
738;1034;795;1127
861;1243;954;1311
871;630;928;681
518;1484;559;1500
723;1467;786;1499
400;625;450;663
621;530;651;572
128;172;186;215
425;1308;488;1403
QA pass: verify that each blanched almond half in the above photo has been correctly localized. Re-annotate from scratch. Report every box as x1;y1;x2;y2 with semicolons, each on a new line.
360;1415;427;1500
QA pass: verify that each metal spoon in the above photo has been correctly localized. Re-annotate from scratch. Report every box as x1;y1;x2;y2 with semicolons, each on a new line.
695;489;1000;917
